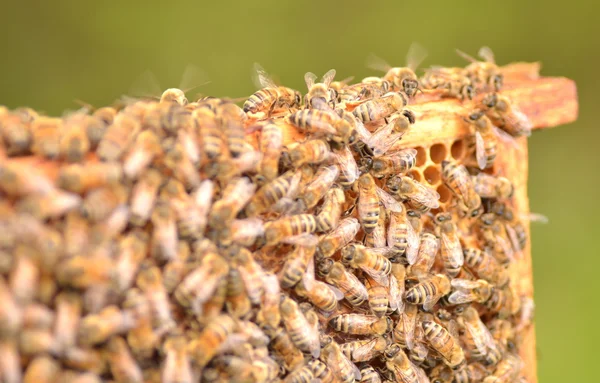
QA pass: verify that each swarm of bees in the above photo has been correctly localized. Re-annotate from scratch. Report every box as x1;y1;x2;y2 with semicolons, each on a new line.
0;45;538;383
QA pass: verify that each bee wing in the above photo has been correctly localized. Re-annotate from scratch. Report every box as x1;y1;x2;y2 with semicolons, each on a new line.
456;49;478;63
526;212;549;224
369;126;403;157
440;232;463;267
233;150;263;173
406;42;428;71
376;187;403;213
178;64;210;94
388;274;405;314
337;75;355;86
231;218;265;243
352;337;379;361
475;131;487;170
229;177;257;205
450;278;480;290
496;234;515;262
463;320;491;356
362;266;389;288
505;108;533;137
422;294;441;312
448;289;475;305
504;223;522;254
408;180;440;209
353;119;372;144
283;234;319;247
302;253;317;291
366;53;392;72
325;282;345;301
304;72;317;89
321;69;337;87
341;272;369;299
478;46;496;64
415;365;430;383
406;219;420;265
253;63;277;89
333;146;360;185
129;70;162;99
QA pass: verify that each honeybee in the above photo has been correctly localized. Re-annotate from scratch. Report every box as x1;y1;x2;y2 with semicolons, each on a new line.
320;336;362;383
421;66;475;100
341;243;392;284
409;232;440;277
135;265;175;333
97;113;142;161
434;213;464;277
284;363;316;383
287;109;355;148
331;146;360;190
304;69;337;110
422;319;465;368
359;366;382;383
370;148;417;178
341;335;389;362
441;161;482;217
287;138;331;168
126;170;161;226
317;259;368;307
405;273;451;311
317;217;360;258
174;250;229;314
0;111;33;156
209;177;256;229
80;183;127;223
244;63;302;116
191;108;229;163
329;313;392;336
458;306;503;366
57;162;122;194
386;175;440;212
265;328;303;373
223;261;251;319
383;344;422;383
21;303;54;330
0;279;22;337
16;187;81;220
482;353;523;383
212;101;246;158
356;173;381;233
248;170;296;213
232;247;266;305
488;319;515;352
295;258;342;313
352;92;408;123
30;116;62;159
148;200;178;261
481;93;532;137
187;314;237;368
472;173;514;200
0;162;55;197
280;295;321;358
52;293;81;355
364;207;387;248
78;305;136;346
263;214;319;246
280;242;316;289
367;43;428;96
0;340;22;383
60;113;92;162
456;46;503;91
479;213;514;264
465;109;498;170
449;278;494;306
106;336;144;383
388;210;420;264
314;186;345;233
329;75;355;95
122;130;162;179
295;164;339;211
485;285;519;319
338;78;390;103
23;356;61;383
463;247;509;287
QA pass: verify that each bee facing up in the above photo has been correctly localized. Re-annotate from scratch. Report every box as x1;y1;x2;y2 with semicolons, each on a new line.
421;66;475;100
243;63;302;116
465;109;498;170
304;69;337;110
481;93;532;137
456;46;503;92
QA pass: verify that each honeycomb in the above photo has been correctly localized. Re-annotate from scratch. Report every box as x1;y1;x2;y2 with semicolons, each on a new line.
0;61;577;383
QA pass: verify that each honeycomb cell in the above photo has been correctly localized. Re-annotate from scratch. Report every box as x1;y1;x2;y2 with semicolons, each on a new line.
437;184;451;203
407;169;422;182
415;146;427;167
430;143;447;163
423;165;441;185
451;139;465;160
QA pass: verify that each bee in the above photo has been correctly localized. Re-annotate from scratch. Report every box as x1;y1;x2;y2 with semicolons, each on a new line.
88;107;116;147
488;319;515;352
304;69;337;110
57;162;122;194
263;214;319;246
441;161;482;217
333;146;360;189
387;263;406;315
136;265;175;333
224;263;251;318
386;175;440;212
161;334;194;383
187;314;237;368
338;78;390;103
174;250;229;314
456;46;503;91
244;63;302;116
481;93;532;137
253;123;283;183
162;138;201;189
405;273;451;311
0;340;22;383
214;101;247;157
313;186;345;233
363;206;387;249
421;66;475;100
55;245;113;289
287;138;331;167
317;217;360;259
465;109;498;170
0;287;21;337
352;92;408;123
53;293;82;355
341;243;392;284
357;173;382;233
128;169;162;227
492;202;532;252
367;43;428;96
280;295;321;358
485;285;519;319
80;183;127;223
209;177;256;229
295;257;342;313
30;116;62;159
449;278;494;306
341;335;389;363
434;213;464;277
283;363;316;383
0;111;33;156
111;230;148;293
482;353;523;383
371;148;417;178
280;241;316;289
0;162;55;197
22;303;54;330
60;113;92;162
458;306;503;366
422;319;465;368
472;173;514;200
192;107;230;162
106;337;144;383
232;247;266;305
387;210;420;264
409;232;440;277
97;113;142;161
295;164;339;211
329;75;354;95
320;336;362;383
516;296;535;334
287;109;354;148
329;313;392;336
267;327;304;372
122;130;162;179
8;247;39;305
463;247;509;287
439;362;487;383
78;305;137;346
148;200;178;261
160;88;188;105
23;356;61;383
479;213;514;265
317;259;368;307
383;344;422;383
359;366;382;383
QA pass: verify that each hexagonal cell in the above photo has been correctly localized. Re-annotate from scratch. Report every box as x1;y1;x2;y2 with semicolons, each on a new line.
415;146;427;167
423;165;441;185
430;143;447;163
451;139;466;160
407;169;422;182
437;184;452;203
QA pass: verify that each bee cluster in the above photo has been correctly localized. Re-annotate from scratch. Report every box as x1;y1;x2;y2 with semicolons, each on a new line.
0;45;536;383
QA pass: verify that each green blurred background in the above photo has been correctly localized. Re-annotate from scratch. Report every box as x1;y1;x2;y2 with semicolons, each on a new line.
0;1;595;381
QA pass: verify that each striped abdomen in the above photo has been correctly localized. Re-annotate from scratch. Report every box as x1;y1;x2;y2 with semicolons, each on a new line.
422;320;464;367
243;88;279;114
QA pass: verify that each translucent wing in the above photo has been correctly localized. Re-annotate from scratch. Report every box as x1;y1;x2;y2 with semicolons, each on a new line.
129;70;162;99
352;337;379;361
361;264;389;287
376;187;404;213
229;177;257;205
283;234;319;247
406;219;420;265
325;282;345;301
475;131;487;170
504;223;522;254
406;42;428;71
333;146;360;185
440;232;463;267
505;108;533;137
302;255;317;290
450;278;481;289
478;46;496;63
253;63;277;89
366;53;392;72
415;365;430;383
304;72;317;89
448;289;476;305
368;122;403;157
526;212;549;224
496;234;515;262
456;49;478;63
464;319;492;356
402;305;417;349
339;272;368;299
388;274;405;314
353;120;372;143
407;179;440;209
321;69;337;86
178;64;210;93
231;218;265;244
335;76;355;86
